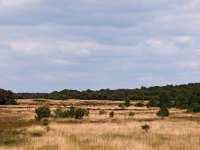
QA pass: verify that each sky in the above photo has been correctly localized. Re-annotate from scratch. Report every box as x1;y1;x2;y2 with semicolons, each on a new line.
0;0;200;92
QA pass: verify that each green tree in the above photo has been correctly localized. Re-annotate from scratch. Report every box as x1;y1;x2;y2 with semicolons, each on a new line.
157;105;169;118
146;96;159;107
158;92;170;108
0;89;16;105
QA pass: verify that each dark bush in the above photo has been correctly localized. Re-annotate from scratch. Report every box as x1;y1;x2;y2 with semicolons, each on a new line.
74;109;85;119
42;119;49;126
141;124;150;132
84;109;90;116
124;99;130;107
118;103;124;108
99;110;106;115
157;105;169;118
129;111;135;117
54;107;88;119
135;102;145;107
109;111;114;118
35;106;51;119
189;104;200;112
146;97;159;107
0;89;16;105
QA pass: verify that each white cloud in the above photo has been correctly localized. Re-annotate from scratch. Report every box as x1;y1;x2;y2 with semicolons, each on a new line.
146;39;179;56
2;40;92;56
0;0;39;9
1;39;140;57
177;61;200;70
174;36;194;45
50;58;71;66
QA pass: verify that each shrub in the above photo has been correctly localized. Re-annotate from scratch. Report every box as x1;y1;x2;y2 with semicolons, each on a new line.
129;111;135;117
141;124;150;132
146;97;159;107
99;110;106;115
74;108;85;119
118;103;124;108
54;107;63;117
54;107;88;119
124;99;130;107
135;102;145;107
35;106;51;119
42;119;49;126
109;111;114;118
84;109;90;116
157;105;169;118
189;104;200;113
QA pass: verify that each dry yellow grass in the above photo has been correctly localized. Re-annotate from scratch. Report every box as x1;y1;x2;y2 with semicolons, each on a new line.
0;99;200;150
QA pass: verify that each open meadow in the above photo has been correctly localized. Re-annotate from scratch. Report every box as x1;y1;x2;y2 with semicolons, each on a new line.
0;99;200;150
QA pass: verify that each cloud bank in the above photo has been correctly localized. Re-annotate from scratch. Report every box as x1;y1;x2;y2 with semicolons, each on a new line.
0;0;200;92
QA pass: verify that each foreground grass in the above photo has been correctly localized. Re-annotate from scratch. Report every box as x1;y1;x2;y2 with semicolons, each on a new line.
0;99;200;150
1;121;200;150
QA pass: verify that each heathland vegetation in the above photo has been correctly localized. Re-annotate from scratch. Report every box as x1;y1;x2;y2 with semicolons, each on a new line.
0;99;200;150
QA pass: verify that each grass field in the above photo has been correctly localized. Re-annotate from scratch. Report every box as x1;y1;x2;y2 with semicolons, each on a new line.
0;99;200;150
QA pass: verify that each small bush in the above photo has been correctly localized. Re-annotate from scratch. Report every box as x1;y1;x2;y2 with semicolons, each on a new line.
118;103;124;107
129;111;135;117
109;111;114;118
84;109;90;116
54;107;88;119
42;119;49;126
146;97;159;107
99;110;106;115
135;102;145;107
35;106;51;119
74;109;85;119
141;124;150;132
124;100;130;107
157;105;169;118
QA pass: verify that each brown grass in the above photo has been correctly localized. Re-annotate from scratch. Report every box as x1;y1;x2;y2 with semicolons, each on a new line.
0;99;200;150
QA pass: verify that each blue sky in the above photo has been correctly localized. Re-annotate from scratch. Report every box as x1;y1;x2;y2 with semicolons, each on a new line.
0;0;200;92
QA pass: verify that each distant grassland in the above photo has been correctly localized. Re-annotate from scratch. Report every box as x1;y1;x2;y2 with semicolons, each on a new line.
0;99;200;150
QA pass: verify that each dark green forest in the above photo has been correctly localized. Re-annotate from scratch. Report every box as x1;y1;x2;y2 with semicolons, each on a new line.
1;83;200;112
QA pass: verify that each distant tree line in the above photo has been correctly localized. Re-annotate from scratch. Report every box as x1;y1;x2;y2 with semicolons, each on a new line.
1;83;200;112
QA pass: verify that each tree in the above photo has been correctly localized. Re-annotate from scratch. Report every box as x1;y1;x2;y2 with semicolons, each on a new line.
0;89;16;105
157;105;169;118
158;92;170;108
146;96;159;107
187;92;200;112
